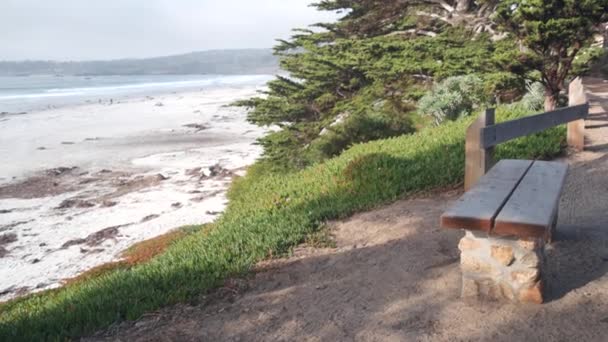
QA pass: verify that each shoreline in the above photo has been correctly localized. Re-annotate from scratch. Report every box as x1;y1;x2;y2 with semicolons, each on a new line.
0;74;275;114
0;85;266;301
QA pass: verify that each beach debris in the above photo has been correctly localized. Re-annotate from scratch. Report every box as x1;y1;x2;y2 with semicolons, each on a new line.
36;146;47;150
155;102;164;107
80;248;105;254
31;258;41;264
61;225;124;249
78;177;98;185
205;164;233;179
84;137;102;141
98;173;167;201
141;214;160;223
185;167;202;177
0;170;77;199
183;123;209;132
171;202;182;208
56;199;96;210
206;211;221;216
1;220;32;232
0;286;29;297
101;200;118;208
0;233;18;245
190;190;223;202
61;141;75;145
45;167;77;177
0;209;13;214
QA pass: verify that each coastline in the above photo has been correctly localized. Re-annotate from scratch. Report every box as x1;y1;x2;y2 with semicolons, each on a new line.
0;85;267;301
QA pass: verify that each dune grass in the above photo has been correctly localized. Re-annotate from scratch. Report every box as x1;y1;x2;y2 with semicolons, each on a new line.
0;104;565;341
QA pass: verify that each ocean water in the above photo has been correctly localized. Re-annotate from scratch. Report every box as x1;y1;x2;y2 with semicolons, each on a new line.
0;74;274;113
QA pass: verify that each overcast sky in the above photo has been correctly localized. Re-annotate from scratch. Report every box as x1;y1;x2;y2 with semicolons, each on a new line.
0;0;338;61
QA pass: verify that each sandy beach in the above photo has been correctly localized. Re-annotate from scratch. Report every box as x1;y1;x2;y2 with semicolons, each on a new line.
0;85;268;301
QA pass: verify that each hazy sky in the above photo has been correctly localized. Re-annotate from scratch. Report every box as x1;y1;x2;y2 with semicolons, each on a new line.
0;0;338;61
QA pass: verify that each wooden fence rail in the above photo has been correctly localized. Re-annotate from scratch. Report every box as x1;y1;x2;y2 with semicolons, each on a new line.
465;78;589;190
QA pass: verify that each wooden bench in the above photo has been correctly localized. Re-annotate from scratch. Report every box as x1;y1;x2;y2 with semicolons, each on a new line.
440;159;568;303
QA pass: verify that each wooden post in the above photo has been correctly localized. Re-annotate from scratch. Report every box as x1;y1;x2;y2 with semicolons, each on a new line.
567;77;586;151
465;109;495;191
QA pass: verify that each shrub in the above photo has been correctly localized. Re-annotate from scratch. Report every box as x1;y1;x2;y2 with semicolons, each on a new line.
418;75;488;124
520;82;545;112
309;107;415;162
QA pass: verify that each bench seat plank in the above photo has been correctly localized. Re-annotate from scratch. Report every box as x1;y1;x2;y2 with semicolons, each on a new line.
492;161;568;239
441;159;533;231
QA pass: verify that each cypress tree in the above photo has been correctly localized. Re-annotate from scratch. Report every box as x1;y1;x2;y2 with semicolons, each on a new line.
495;0;608;110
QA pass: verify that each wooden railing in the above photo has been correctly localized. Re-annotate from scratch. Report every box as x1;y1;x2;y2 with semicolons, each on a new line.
465;78;589;190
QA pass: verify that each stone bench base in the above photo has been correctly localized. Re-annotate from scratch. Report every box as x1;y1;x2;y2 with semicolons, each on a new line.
459;230;545;304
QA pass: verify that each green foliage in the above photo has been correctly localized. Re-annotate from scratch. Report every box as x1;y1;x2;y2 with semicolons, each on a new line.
235;1;533;170
495;0;608;108
573;46;606;76
0;103;566;341
239;28;527;169
520;82;546;111
418;75;488;124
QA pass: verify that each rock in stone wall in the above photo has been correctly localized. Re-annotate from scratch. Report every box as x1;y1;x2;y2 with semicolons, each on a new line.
459;230;545;304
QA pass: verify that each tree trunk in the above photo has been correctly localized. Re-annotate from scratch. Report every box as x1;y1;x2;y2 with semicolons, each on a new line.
544;90;559;111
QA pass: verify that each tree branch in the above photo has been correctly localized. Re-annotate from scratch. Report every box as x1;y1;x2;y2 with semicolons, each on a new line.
435;0;455;13
416;11;451;23
385;29;438;37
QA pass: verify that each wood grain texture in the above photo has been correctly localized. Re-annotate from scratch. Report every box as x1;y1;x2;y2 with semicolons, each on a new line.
567;78;588;151
464;109;495;191
492;161;568;239
441;159;532;231
480;104;589;149
567;119;585;151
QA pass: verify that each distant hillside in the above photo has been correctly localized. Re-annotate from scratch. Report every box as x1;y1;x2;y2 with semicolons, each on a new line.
0;49;279;76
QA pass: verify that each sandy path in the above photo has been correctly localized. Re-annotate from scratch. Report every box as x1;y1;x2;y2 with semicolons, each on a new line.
88;80;608;342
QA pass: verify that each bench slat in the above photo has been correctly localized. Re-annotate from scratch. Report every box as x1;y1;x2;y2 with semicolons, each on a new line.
492;161;568;239
441;159;533;231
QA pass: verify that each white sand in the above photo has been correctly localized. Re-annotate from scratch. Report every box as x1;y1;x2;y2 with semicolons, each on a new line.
0;85;268;301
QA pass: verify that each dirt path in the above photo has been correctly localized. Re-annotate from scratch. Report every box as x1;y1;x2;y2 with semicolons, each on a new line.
88;80;608;342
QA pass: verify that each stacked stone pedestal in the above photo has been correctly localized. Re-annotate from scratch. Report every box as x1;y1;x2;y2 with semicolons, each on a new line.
459;230;545;304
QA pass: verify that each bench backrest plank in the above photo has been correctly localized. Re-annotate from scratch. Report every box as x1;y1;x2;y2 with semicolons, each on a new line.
480;104;588;148
492;161;568;239
441;159;533;231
